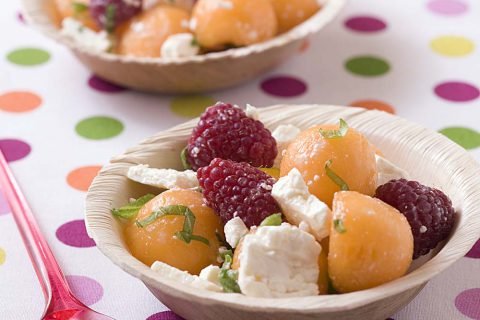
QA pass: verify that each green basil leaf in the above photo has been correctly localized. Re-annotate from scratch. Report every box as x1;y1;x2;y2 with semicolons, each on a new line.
72;1;88;15
260;213;282;227
319;119;349;139
333;219;346;233
219;269;241;293
325;160;349;191
180;147;192;170
105;4;117;33
111;194;155;219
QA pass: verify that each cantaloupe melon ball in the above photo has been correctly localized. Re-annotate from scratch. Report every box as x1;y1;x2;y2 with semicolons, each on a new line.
328;191;413;293
116;5;191;57
54;0;99;30
280;124;377;207
269;0;321;33
124;189;223;275
192;0;278;50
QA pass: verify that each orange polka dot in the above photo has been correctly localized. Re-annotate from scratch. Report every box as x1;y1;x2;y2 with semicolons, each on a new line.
0;91;42;112
67;166;102;191
350;99;396;114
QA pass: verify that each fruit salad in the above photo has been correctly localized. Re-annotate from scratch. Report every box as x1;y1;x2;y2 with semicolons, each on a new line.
55;0;323;57
112;102;456;297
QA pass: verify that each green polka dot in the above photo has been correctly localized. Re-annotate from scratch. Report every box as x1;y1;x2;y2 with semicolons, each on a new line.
0;247;5;265
170;95;216;118
345;56;390;77
7;48;51;66
76;116;124;140
439;127;480;150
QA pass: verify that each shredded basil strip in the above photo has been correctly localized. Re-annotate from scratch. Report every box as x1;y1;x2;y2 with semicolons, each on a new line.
105;4;117;33
111;194;155;219
333;219;346;234
180;147;192;170
136;205;210;246
72;1;88;15
325;160;349;191
319;119;349;139
260;213;282;227
219;253;241;293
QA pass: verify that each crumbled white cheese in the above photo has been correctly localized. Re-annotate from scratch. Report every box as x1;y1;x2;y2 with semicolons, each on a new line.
199;265;221;286
245;104;259;120
237;223;320;298
142;0;159;10
151;261;222;292
127;164;199;189
272;124;301;167
224;217;248;248
272;168;330;242
375;155;410;186
60;18;111;53
161;33;200;59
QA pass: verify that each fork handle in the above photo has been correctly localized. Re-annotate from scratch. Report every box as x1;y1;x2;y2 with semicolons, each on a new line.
0;151;73;308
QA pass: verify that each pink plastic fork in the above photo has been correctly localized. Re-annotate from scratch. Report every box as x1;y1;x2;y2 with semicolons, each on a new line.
0;150;113;320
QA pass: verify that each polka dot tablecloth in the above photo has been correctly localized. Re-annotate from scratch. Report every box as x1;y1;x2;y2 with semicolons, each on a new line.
1;0;480;319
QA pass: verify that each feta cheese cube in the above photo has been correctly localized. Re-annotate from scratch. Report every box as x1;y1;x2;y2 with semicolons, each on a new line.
224;217;249;248
237;223;320;298
245;104;259;120
127;164;199;189
60;18;111;53
161;33;200;59
375;155;410;186
272;168;331;242
151;261;222;292
272;124;301;167
199;265;221;286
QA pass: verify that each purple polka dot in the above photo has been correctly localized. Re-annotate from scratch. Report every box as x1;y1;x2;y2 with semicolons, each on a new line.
66;275;103;306
56;220;96;248
17;12;25;24
427;0;468;15
0;190;10;216
466;239;480;258
146;311;185;320
0;139;31;162
345;16;387;32
434;81;479;102
88;75;126;93
261;76;307;97
455;288;480;319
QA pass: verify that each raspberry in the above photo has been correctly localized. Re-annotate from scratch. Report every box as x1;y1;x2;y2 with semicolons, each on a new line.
186;102;277;171
90;0;142;31
374;179;456;259
197;158;280;227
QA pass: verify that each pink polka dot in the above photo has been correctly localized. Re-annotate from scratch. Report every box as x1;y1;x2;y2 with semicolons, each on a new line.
261;76;307;97
0;139;31;162
17;12;25;24
146;311;185;320
0;190;10;216
455;288;480;319
88;75;126;93
56;220;96;248
427;0;468;15
345;16;387;32
66;275;103;306
434;81;479;102
466;239;480;258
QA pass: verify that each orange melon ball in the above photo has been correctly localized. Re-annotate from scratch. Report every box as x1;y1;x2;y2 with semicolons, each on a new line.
116;5;190;57
269;0;321;33
124;189;223;275
280;124;377;207
192;0;277;50
54;0;99;30
317;247;329;295
328;191;413;293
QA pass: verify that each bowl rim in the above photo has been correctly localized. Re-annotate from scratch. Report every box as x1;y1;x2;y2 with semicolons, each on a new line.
85;104;480;312
21;0;345;65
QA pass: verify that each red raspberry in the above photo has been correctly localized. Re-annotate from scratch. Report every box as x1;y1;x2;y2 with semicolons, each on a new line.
186;102;277;171
197;158;280;227
90;0;142;32
375;179;456;259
